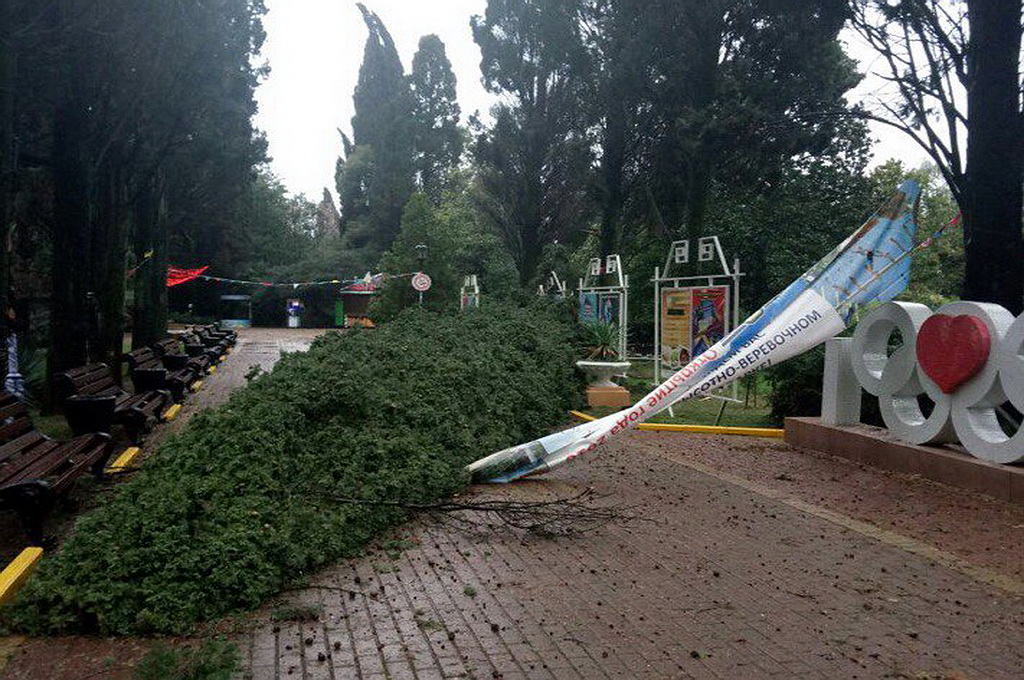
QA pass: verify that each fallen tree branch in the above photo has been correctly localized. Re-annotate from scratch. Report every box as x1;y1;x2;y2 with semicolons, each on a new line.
311;487;652;535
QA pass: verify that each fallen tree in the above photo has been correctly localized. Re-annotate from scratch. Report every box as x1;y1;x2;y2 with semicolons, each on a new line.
4;302;582;635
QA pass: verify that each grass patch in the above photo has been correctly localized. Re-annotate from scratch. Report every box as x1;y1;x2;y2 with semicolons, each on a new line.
5;303;582;635
133;639;238;680
270;605;321;623
30;411;73;441
586;359;777;427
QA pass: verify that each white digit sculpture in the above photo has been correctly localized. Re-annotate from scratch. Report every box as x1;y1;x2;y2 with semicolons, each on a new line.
838;301;1024;463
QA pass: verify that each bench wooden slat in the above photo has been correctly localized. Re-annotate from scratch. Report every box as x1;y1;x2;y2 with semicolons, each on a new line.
0;420;35;452
57;363;169;442
0;390;113;542
9;435;106;489
0;439;62;485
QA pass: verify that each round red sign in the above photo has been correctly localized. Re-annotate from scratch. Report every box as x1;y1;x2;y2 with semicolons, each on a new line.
411;272;432;292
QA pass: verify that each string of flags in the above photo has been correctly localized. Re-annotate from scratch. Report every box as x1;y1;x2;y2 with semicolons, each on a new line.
166;267;408;290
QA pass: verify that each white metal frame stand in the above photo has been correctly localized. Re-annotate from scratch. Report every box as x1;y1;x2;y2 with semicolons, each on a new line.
578;254;629;360
653;236;744;414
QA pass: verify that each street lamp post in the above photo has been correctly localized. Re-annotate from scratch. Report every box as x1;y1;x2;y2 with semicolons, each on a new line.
415;243;428;306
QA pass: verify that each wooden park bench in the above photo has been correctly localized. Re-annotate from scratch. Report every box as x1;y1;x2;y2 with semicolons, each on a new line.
198;323;237;346
53;364;171;443
124;345;198;403
189;326;230;357
179;330;224;366
0;391;113;542
154;337;210;378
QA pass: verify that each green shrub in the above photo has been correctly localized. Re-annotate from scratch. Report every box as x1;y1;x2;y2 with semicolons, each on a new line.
764;342;883;426
764;347;825;423
5;303;581;635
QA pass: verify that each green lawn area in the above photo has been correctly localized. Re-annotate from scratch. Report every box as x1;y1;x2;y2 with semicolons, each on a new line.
582;359;779;428
30;411;73;441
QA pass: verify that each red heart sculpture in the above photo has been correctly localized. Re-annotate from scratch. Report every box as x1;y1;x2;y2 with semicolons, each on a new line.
915;314;991;394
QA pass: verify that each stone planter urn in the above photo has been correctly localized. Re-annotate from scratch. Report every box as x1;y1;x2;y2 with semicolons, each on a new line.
576;360;632;408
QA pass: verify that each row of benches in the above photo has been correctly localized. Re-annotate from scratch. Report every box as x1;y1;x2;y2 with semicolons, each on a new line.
0;324;237;543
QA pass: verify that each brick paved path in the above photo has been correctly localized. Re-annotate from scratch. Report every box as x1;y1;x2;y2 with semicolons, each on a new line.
239;432;1024;679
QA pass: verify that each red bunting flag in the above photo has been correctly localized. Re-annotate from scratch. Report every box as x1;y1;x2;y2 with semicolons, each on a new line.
167;266;210;287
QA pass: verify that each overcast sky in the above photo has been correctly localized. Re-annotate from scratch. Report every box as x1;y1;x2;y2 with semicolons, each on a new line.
254;1;929;200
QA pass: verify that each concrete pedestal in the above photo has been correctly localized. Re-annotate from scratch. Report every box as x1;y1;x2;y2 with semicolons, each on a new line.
586;385;632;409
785;417;1024;505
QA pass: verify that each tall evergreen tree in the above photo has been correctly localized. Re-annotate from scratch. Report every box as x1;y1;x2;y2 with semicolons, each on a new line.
472;0;593;286
410;35;463;199
0;0;269;390
640;0;857;242
336;4;416;255
580;0;658;256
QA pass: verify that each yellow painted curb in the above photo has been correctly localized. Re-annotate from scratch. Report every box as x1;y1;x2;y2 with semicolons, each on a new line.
0;548;43;605
570;411;785;438
107;446;141;474
162;403;183;422
190;380;204;392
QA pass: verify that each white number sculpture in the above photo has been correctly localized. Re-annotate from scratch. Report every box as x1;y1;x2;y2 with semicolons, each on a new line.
845;301;1024;463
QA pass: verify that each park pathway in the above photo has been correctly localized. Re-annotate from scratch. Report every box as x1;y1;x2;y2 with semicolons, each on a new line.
3;328;1019;680
225;332;1024;679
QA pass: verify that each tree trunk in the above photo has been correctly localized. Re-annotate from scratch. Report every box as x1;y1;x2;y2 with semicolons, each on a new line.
132;173;169;348
49;89;92;382
93;164;128;377
599;96;626;257
961;0;1023;314
682;4;723;242
0;13;14;341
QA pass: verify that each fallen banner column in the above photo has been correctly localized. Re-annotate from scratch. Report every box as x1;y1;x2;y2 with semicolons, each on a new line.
469;180;928;483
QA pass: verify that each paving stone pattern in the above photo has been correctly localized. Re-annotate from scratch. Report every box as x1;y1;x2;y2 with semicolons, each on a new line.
240;433;1024;680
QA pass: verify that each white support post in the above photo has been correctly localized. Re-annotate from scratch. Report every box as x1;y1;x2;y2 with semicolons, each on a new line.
653;267;661;386
621;275;629;360
821;337;861;426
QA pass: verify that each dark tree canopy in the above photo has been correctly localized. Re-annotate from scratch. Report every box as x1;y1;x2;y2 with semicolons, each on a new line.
336;3;416;257
410;35;464;198
472;0;593;286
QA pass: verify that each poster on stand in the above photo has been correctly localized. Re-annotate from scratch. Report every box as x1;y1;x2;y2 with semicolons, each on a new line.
660;289;692;368
690;287;728;356
579;292;621;326
579;292;598;322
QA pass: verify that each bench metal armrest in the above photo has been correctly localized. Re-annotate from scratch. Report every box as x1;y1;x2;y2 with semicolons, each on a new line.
64;394;117;436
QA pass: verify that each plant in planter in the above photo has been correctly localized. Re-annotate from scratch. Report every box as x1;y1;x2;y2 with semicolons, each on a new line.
576;321;631;407
580;320;620;361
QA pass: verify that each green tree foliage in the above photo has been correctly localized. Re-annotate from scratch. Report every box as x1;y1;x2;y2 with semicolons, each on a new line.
6;304;581;635
472;0;594;287
579;0;660;256
234;172;318;278
410;35;464;198
640;0;857;241
335;4;416;257
0;1;268;386
850;0;1023;313
374;181;518;320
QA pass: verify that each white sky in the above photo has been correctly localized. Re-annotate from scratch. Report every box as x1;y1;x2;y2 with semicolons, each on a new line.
254;1;930;200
